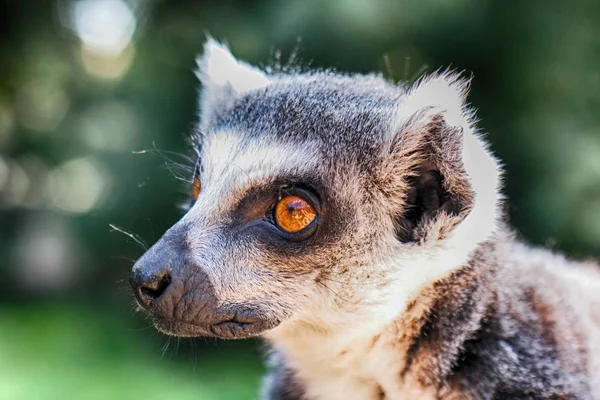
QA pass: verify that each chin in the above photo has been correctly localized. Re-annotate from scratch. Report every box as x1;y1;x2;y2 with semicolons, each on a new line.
153;316;283;339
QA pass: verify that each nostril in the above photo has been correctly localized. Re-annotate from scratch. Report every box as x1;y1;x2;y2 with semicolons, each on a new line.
138;272;172;301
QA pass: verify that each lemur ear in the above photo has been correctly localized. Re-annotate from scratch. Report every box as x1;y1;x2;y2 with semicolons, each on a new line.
383;73;501;244
196;38;270;129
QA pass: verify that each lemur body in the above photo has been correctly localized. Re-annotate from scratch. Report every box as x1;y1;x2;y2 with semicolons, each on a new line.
265;239;600;399
130;40;600;399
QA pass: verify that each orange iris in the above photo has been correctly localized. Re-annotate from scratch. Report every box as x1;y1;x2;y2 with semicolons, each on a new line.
275;195;316;233
192;176;201;201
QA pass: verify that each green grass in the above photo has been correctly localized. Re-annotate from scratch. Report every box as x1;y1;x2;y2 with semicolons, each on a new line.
0;304;265;400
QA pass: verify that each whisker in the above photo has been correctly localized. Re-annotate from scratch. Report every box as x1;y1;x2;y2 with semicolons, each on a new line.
316;280;360;305
160;161;193;182
230;160;253;182
111;255;137;264
320;276;380;287
383;53;394;81
129;299;141;313
147;218;156;242
187;125;204;159
161;337;172;359
134;141;196;182
191;339;198;370
133;141;195;164
409;63;429;84
128;323;155;332
286;36;303;70
109;224;149;251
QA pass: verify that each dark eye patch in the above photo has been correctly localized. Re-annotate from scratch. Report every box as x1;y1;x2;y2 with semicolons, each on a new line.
229;177;323;239
223;176;353;258
234;186;278;222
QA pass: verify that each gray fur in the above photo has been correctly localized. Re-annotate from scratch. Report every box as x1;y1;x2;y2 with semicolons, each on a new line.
130;40;600;399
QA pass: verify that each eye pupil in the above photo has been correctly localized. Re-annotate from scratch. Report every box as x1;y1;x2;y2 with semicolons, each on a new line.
275;195;317;234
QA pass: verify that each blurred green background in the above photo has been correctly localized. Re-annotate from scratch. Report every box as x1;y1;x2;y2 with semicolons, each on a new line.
0;0;599;399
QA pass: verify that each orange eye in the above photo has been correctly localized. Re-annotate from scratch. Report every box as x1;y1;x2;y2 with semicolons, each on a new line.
275;195;317;233
192;176;201;201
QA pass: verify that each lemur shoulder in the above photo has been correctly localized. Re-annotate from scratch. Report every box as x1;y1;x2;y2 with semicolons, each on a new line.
130;40;600;399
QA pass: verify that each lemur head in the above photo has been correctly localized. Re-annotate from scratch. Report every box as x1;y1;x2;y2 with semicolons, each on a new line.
130;39;502;340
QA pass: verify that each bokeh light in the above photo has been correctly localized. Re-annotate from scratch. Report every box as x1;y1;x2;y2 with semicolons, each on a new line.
47;157;108;214
75;100;140;152
72;0;136;55
15;80;70;132
79;43;136;79
68;0;138;79
0;101;14;145
11;214;80;292
0;160;30;207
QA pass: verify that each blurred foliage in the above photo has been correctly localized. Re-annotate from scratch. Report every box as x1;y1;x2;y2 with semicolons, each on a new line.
0;0;599;398
0;304;264;399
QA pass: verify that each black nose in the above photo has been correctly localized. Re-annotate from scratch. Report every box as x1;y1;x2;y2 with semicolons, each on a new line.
130;269;172;310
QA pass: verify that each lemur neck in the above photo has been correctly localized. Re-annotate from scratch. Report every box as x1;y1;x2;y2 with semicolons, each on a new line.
264;240;499;395
394;241;498;385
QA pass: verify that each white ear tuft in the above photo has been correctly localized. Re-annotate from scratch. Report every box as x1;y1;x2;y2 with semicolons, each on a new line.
389;70;502;262
397;71;472;129
196;38;269;95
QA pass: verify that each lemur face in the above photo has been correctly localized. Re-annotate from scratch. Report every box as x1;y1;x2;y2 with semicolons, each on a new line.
130;40;501;339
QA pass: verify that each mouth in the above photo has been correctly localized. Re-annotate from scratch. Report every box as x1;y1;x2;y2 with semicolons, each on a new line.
152;315;281;339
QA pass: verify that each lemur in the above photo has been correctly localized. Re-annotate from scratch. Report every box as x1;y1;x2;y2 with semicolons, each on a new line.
130;39;600;399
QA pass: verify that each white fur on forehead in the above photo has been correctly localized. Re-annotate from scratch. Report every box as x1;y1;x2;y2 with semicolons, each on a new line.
196;131;321;208
196;38;270;95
